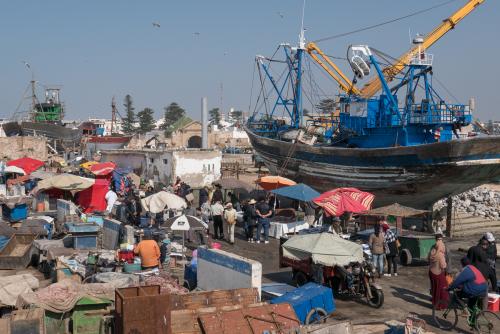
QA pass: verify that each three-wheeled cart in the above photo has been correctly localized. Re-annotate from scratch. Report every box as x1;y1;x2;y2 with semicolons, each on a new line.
399;235;436;266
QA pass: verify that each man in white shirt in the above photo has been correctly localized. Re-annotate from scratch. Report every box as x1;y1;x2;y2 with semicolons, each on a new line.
223;203;237;244
105;188;118;215
210;200;224;240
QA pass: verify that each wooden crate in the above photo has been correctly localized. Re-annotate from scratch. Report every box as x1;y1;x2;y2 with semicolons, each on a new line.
0;234;36;270
198;303;300;334
115;286;170;334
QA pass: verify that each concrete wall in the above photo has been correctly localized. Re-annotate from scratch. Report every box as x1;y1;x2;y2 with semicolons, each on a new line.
197;247;262;295
0;136;48;161
172;150;221;188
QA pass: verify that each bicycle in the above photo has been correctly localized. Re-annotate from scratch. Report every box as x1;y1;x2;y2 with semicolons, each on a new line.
432;289;499;333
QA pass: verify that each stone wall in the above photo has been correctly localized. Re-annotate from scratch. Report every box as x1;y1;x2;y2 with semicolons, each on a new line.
434;186;500;220
0;136;48;160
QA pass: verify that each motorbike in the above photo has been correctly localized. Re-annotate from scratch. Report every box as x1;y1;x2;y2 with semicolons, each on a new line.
329;261;384;308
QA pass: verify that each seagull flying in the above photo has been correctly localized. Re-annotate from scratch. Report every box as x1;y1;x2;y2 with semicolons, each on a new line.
152;22;160;28
22;61;31;69
193;32;200;36
277;11;284;19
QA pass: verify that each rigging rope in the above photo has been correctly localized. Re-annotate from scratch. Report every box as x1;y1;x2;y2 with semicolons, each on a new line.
312;0;458;43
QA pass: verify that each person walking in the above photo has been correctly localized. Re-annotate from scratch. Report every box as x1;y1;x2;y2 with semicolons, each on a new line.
223;203;237;244
382;223;399;277
243;199;257;242
255;196;272;244
428;238;449;309
210;200;224;240
368;223;385;278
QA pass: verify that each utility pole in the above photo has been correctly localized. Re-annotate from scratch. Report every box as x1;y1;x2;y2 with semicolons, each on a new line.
220;82;224;121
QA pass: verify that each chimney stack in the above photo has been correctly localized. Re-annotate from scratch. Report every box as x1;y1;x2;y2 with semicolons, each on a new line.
201;97;208;149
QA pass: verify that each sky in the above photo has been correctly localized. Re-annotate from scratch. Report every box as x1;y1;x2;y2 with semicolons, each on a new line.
0;0;498;122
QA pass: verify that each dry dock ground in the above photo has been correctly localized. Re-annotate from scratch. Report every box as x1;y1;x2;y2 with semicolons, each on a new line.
219;226;500;333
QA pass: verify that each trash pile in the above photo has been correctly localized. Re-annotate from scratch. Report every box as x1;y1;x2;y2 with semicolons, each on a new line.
434;186;500;220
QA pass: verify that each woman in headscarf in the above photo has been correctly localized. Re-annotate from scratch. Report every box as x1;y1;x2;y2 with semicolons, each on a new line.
428;238;449;308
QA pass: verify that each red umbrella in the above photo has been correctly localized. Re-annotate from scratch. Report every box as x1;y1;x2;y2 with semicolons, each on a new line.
313;187;374;217
89;162;116;176
7;157;44;175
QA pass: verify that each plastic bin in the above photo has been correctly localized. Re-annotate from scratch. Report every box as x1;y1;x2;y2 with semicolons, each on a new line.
270;282;335;324
73;235;98;249
488;293;500;313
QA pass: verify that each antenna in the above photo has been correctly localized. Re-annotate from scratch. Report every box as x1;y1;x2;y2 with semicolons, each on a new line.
408;27;412;45
299;0;307;49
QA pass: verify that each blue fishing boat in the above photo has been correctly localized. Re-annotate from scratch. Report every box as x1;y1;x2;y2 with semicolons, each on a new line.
245;0;500;209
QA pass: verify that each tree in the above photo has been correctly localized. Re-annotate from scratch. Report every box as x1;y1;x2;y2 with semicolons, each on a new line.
316;98;335;114
229;110;244;124
137;107;156;134
162;102;186;137
209;108;221;127
122;94;136;134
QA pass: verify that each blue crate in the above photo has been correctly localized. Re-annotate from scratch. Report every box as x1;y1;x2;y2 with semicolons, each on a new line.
64;222;100;233
270;282;335;324
73;235;98;249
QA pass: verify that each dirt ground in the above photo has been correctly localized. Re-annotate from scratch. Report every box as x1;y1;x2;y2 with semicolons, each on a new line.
216;225;500;333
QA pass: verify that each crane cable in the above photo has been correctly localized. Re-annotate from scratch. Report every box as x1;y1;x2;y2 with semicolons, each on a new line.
312;0;458;43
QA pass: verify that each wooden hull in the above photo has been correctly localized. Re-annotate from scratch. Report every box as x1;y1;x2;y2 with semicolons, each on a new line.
245;128;500;208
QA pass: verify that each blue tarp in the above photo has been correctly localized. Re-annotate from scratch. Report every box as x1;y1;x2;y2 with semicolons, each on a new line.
270;183;320;202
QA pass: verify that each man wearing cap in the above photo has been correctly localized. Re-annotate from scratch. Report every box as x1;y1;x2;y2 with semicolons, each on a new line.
134;230;161;270
224;202;237;244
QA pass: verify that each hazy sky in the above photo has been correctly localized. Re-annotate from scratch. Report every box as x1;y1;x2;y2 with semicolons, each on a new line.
0;0;498;121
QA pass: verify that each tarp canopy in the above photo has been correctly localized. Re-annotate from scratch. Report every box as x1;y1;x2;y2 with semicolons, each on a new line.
141;191;187;213
361;203;429;218
127;172;140;188
36;174;95;192
257;176;296;191
30;170;56;180
76;178;110;213
282;233;364;267
89;162;116;176
313;187;374;217
80;161;98;170
271;183;320;202
7;157;44;175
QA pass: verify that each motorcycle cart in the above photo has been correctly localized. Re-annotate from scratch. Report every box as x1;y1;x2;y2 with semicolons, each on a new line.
280;233;384;308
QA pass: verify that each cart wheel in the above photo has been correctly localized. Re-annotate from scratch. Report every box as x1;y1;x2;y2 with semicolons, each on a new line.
400;249;412;266
305;307;328;324
294;271;308;287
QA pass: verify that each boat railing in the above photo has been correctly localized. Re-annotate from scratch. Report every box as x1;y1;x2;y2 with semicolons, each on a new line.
405;102;470;125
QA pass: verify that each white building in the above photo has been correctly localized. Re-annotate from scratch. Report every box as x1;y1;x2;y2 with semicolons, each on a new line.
100;148;221;187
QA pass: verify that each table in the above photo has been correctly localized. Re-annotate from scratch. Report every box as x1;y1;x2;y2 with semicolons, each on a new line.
269;221;310;239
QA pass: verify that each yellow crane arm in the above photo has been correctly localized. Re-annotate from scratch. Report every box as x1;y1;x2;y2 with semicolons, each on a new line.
306;42;361;95
360;0;485;98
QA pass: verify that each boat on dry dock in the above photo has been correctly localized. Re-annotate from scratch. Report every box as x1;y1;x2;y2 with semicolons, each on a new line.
245;0;500;208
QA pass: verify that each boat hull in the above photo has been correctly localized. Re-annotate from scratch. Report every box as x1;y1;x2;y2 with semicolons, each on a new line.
245;128;500;209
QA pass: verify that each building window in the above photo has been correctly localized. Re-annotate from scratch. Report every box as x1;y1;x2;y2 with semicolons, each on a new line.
212;164;215;171
208;164;211;171
150;158;154;163
163;159;168;164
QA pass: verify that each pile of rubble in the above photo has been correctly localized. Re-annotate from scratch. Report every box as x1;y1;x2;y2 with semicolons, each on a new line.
435;186;500;220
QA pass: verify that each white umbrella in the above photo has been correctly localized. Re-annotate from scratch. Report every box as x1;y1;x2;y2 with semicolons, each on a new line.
140;191;187;214
4;166;26;175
